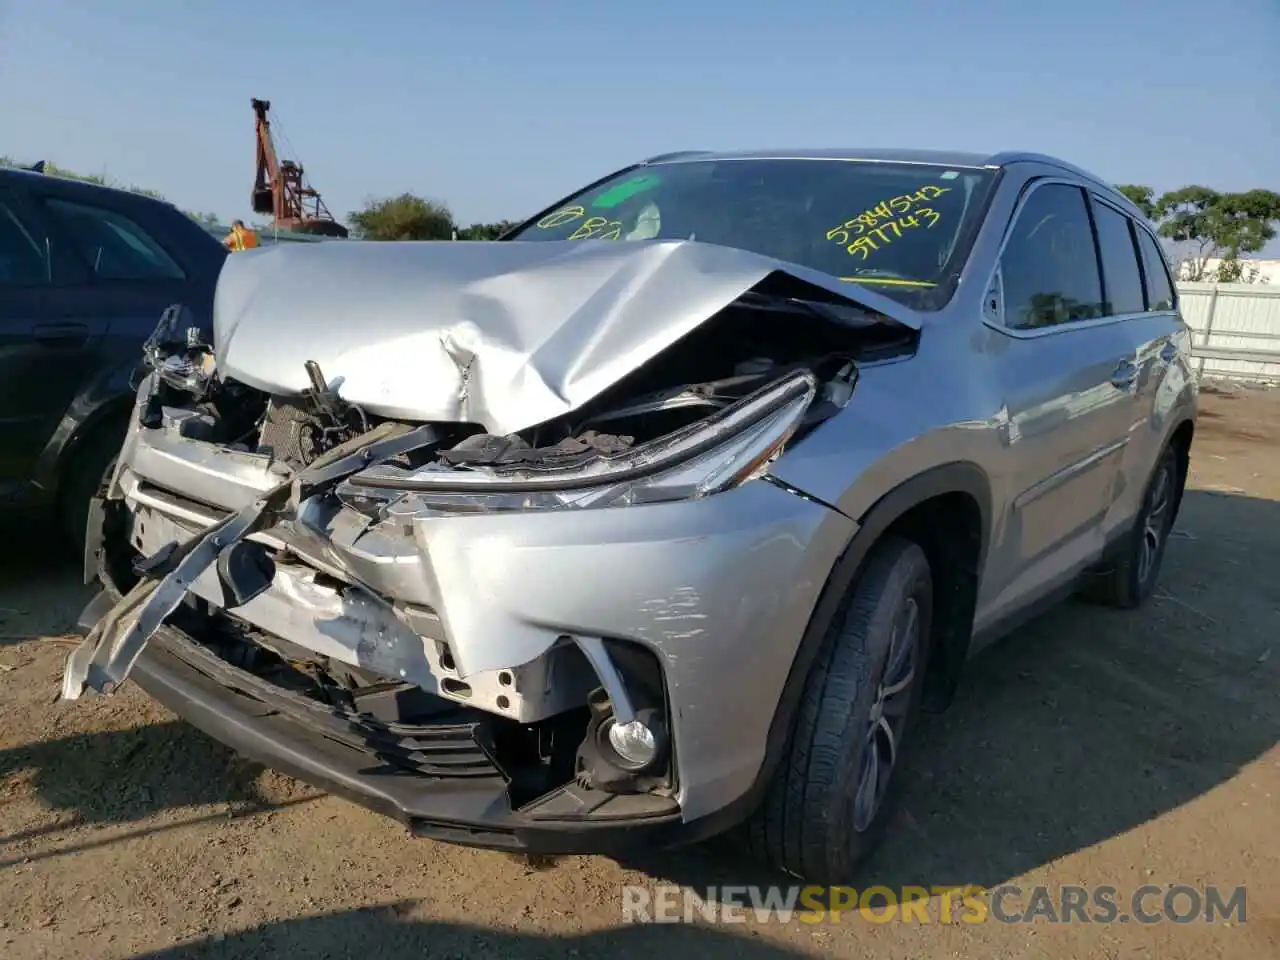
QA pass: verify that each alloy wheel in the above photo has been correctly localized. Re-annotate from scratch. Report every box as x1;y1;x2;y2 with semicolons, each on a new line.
852;596;919;832
1137;460;1173;585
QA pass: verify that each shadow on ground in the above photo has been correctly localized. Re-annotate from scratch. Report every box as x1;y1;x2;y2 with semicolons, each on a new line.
133;905;814;959
620;489;1279;892
0;719;277;849
0;516;95;646
2;491;1276;893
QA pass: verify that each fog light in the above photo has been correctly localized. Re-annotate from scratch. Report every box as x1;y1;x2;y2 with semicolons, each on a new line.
607;719;658;769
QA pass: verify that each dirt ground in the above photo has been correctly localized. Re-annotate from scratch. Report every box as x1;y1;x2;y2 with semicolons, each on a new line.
1;385;1277;960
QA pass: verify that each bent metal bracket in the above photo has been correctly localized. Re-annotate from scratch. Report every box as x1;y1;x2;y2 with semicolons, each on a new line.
62;411;441;700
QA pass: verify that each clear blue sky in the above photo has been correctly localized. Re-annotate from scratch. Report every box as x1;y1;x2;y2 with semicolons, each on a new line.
2;0;1277;236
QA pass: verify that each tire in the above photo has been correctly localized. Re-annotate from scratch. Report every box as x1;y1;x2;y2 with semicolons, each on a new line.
741;537;932;884
1081;445;1180;609
58;419;128;551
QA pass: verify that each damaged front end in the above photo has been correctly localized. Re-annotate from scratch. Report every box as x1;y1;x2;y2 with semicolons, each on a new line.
62;246;915;845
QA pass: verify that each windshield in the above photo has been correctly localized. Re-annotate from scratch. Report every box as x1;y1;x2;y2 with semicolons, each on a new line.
507;158;996;306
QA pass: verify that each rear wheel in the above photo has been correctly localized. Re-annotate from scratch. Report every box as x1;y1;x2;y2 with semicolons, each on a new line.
742;537;931;883
1082;445;1180;609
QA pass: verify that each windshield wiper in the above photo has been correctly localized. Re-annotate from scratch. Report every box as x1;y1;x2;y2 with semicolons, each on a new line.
737;290;884;329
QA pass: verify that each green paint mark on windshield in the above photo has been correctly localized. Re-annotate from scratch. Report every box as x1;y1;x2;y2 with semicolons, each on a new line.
592;174;661;209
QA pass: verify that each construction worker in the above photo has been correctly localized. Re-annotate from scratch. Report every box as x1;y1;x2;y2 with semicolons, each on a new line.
223;219;260;252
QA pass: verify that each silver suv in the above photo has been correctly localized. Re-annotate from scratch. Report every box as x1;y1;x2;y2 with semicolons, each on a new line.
63;149;1196;883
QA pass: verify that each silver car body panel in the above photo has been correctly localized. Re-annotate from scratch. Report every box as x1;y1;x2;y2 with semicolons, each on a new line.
64;153;1197;826
770;160;1197;645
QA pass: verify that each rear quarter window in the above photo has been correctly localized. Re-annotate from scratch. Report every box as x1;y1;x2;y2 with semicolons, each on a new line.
1135;227;1176;311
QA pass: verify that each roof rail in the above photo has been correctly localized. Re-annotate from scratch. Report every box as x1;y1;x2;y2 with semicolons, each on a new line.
987;151;1145;218
642;150;714;164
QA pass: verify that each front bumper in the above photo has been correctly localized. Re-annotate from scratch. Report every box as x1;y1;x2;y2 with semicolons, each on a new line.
124;612;690;852
71;411;857;828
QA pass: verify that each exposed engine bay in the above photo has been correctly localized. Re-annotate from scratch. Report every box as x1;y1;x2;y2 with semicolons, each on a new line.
65;242;916;824
151;284;911;476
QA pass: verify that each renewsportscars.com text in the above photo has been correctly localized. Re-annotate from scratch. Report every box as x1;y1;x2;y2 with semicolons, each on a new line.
621;883;1247;925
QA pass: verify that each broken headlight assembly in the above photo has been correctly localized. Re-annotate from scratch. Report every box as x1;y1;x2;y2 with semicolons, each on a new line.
342;369;819;514
139;303;218;399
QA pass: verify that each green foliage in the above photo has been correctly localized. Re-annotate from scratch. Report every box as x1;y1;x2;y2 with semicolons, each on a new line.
347;193;454;241
1116;182;1280;282
1116;184;1157;220
456;219;520;241
346;193;515;242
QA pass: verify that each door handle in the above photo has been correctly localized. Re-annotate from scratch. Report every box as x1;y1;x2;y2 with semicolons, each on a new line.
1110;359;1138;389
32;322;89;346
1159;341;1179;363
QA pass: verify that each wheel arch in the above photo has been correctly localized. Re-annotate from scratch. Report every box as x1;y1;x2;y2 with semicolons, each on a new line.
27;357;140;498
1167;417;1195;523
52;394;134;505
743;462;992;811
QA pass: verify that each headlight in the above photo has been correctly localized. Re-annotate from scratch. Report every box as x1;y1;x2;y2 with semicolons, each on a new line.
346;370;817;513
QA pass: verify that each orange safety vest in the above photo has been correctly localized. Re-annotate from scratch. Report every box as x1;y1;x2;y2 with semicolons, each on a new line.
226;226;260;252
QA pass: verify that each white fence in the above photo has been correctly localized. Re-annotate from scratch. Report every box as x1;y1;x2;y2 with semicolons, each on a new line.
1176;282;1280;384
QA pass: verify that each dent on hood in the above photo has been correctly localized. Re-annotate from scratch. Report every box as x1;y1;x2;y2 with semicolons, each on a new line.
212;237;919;435
66;237;919;698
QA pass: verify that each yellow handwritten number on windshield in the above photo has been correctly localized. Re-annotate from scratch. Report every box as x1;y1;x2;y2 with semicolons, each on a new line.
535;207;623;239
843;209;941;260
568;216;624;240
537;206;586;229
826;185;949;251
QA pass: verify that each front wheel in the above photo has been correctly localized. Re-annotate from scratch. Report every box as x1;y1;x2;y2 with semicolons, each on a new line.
742;537;932;883
58;421;127;553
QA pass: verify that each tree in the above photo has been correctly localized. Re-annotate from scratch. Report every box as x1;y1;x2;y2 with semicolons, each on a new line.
1154;185;1228;280
348;193;455;241
1157;186;1280;282
456;219;520;241
1115;182;1280;282
1116;184;1157;220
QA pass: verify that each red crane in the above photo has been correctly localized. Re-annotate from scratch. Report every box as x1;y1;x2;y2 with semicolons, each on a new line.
250;98;349;238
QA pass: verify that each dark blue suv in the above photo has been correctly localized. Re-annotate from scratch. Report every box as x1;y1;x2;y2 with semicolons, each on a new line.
0;166;228;546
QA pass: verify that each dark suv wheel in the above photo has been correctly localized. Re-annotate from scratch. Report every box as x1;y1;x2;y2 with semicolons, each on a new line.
1083;444;1181;609
59;420;127;552
743;536;931;883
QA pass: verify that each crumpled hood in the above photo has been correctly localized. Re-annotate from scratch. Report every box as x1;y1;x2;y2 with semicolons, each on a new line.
213;237;917;435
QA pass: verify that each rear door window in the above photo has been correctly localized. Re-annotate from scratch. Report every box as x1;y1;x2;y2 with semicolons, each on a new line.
1135;228;1176;311
999;183;1104;330
43;197;186;281
1092;201;1146;316
0;194;51;286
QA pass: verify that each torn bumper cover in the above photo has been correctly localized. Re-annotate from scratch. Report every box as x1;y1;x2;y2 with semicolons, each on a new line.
59;241;885;848
63;419;438;701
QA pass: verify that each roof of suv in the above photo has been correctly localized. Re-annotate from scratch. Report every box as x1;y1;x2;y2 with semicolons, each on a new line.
645;147;994;167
